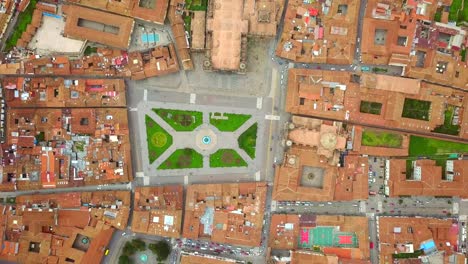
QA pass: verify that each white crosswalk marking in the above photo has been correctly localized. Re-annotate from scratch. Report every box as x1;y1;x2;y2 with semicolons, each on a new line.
265;115;280;120
256;97;263;109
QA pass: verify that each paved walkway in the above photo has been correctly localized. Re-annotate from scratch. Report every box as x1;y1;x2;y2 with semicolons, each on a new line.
137;99;267;177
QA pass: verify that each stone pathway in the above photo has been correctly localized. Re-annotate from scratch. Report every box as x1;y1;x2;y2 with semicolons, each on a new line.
138;100;266;177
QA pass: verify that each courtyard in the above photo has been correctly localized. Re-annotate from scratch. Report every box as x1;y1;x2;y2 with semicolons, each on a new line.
432;105;461;136
361;129;403;148
138;98;266;176
401;98;432;121
359;101;382;115
409;136;468;156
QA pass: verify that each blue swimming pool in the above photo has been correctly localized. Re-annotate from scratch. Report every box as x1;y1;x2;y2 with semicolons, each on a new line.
141;33;160;43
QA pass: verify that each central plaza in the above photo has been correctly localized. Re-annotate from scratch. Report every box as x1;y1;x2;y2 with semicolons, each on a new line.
137;97;267;177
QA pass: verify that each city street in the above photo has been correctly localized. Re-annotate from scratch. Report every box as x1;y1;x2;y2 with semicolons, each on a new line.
2;0;467;263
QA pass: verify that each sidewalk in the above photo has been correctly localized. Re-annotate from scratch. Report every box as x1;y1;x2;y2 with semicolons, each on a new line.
138;99;267;178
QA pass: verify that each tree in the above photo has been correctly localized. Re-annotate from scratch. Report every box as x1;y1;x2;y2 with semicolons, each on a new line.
122;241;137;256
131;239;146;251
119;255;131;264
149;241;171;261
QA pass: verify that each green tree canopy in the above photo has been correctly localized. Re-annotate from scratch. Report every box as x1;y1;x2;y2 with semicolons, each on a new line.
122;241;137;256
118;255;131;264
148;241;171;261
131;239;146;251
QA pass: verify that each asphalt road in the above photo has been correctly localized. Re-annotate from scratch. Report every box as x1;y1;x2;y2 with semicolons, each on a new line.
368;216;378;263
2;0;466;262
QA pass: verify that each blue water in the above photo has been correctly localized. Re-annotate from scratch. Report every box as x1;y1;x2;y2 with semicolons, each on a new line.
420;240;436;251
141;33;160;43
43;12;61;19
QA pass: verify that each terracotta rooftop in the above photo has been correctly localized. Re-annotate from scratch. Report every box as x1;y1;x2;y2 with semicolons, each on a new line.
351;126;409;157
388;159;468;198
167;0;194;71
269;214;370;262
275;0;360;64
67;0;169;24
243;0;284;37
345;77;466;140
2;108;132;191
190;11;206;50
132;186;184;238
360;73;421;94
286;69;352;120
0;191;130;263
274;116;367;201
0;1;16;47
378;217;460;263
182;182;267;247
1;45;180;79
62;4;135;49
3;78;126;108
361;0;468;90
206;0;248;71
268;214;300;249
288;116;347;159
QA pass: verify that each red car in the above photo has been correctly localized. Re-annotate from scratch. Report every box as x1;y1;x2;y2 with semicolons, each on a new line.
370;242;374;249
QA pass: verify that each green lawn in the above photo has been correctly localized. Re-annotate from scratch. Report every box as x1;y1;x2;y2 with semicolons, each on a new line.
361;130;403;148
84;46;98;55
145;115;173;164
210;149;247;168
359;101;382;115
432;105;460;135
409;135;468;156
186;0;208;10
210;113;251;132
405;160;413;179
434;8;442;22
5;0;37;51
447;0;468;24
183;15;191;35
153;109;203;131
238;123;258;159
401;98;431;121
158;148;203;170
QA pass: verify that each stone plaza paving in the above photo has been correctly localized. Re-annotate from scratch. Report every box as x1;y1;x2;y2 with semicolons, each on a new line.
137;99;267;177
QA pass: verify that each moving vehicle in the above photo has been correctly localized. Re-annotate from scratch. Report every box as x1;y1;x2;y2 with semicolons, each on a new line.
361;66;371;72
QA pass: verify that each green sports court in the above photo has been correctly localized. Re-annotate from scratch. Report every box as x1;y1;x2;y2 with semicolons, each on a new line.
298;226;359;249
